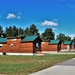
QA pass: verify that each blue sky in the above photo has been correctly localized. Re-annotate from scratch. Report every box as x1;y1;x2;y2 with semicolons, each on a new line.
0;0;75;39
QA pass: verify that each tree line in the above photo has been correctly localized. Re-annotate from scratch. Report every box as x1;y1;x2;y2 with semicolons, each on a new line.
0;24;39;37
0;24;75;42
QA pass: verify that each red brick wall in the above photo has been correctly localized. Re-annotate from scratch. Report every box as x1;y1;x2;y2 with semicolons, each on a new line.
0;37;21;53
49;45;58;51
7;41;33;53
61;44;67;49
8;37;21;52
20;42;33;53
0;37;42;53
0;43;10;52
0;42;33;53
72;45;75;50
41;42;58;51
41;42;49;51
61;44;72;50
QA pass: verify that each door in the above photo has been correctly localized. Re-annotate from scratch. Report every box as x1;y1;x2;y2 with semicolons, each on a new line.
36;43;39;50
58;44;61;52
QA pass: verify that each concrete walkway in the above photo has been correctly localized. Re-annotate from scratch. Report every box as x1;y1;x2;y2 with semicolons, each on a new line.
30;58;75;75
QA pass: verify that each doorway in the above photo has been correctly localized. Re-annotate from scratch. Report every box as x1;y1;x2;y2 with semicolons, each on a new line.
36;43;39;50
58;44;61;52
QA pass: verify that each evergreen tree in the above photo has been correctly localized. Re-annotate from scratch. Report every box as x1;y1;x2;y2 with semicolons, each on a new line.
0;25;3;37
41;28;55;41
56;33;71;42
13;25;18;36
18;27;24;36
28;24;39;36
65;36;71;41
72;37;75;43
5;26;13;37
24;27;29;36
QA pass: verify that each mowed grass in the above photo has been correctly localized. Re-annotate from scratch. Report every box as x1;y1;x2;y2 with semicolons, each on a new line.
0;54;75;75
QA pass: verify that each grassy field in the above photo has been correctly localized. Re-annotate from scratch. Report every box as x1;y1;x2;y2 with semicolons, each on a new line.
0;54;75;75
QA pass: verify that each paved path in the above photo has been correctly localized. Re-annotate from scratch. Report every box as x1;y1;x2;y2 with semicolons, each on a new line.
30;58;75;75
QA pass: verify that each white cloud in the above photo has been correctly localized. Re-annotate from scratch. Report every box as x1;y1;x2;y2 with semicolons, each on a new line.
70;34;75;39
6;13;21;19
41;20;58;26
6;13;16;19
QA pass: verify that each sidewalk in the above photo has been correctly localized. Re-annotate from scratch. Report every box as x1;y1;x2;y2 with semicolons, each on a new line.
30;58;75;75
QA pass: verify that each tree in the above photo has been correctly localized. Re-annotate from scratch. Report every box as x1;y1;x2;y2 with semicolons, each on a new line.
56;33;71;42
28;24;39;36
24;27;29;36
12;25;18;36
0;25;3;37
56;33;66;42
41;28;55;41
18;27;24;36
72;37;75;43
5;26;19;37
5;26;13;37
65;36;71;41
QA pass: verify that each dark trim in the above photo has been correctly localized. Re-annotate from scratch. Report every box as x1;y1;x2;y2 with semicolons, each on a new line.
0;42;7;44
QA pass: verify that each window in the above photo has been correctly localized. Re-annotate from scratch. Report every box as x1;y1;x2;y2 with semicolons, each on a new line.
36;43;39;50
10;44;13;47
0;44;3;48
36;43;39;47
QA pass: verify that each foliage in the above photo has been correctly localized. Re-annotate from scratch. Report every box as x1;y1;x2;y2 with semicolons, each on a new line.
41;28;55;41
72;37;75;43
24;27;29;36
65;36;71;41
28;24;39;36
0;25;73;42
18;27;24;36
13;25;18;36
0;25;3;37
5;26;13;37
5;26;18;37
5;24;39;37
56;33;71;42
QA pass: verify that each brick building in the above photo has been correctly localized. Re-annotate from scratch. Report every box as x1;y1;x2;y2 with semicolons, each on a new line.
61;41;72;51
0;36;42;55
41;40;61;53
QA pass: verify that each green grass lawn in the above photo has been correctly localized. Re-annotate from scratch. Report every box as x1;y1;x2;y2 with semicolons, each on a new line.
0;54;75;75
